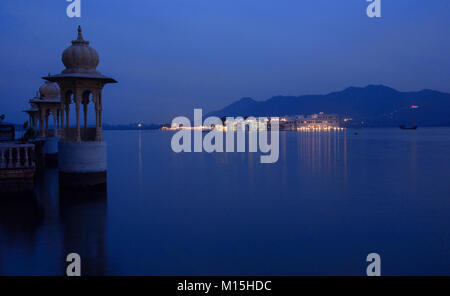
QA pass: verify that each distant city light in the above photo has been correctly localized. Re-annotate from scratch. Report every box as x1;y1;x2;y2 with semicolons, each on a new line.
138;123;143;128
298;126;344;132
163;113;343;132
410;105;419;109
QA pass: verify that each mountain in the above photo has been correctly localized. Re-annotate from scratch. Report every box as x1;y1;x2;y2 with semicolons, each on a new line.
206;85;450;127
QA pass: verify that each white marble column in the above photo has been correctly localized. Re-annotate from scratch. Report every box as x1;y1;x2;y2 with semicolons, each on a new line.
94;91;103;141
39;108;45;138
32;114;37;129
45;109;49;137
52;108;57;137
60;102;65;140
75;92;81;142
83;99;88;140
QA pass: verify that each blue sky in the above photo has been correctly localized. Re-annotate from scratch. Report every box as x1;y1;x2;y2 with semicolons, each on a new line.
0;0;449;124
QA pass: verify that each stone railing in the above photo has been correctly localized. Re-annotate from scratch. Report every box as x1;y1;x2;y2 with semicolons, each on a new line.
0;143;36;169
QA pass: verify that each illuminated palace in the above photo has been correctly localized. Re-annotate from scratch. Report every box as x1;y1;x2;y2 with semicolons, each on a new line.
281;113;343;131
224;113;343;131
164;112;343;132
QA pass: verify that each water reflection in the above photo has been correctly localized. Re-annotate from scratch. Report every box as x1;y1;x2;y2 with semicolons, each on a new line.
0;165;108;275
0;195;44;249
138;130;144;197
296;130;347;179
2;129;450;275
59;188;107;276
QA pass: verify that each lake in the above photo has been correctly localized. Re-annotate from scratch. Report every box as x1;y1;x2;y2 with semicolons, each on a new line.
1;128;450;275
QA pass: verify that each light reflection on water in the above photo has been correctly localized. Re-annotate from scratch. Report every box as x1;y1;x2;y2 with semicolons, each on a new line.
1;128;450;275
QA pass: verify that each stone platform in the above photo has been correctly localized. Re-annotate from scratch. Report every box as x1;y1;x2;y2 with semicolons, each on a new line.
58;141;107;188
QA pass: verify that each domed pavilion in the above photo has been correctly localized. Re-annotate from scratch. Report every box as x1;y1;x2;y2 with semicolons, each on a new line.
43;26;117;188
25;80;62;138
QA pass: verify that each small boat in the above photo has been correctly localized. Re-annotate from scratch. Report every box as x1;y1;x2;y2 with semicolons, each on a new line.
399;121;418;130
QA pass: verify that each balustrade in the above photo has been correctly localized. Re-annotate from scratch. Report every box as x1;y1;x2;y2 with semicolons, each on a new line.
0;144;35;169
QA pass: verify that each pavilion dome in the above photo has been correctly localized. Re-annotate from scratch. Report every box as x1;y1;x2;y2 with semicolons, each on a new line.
61;26;100;74
39;81;60;99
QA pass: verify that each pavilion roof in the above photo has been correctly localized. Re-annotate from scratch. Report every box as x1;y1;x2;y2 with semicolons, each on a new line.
43;73;117;84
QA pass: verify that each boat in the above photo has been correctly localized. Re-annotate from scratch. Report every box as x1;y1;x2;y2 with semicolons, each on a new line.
399;121;418;130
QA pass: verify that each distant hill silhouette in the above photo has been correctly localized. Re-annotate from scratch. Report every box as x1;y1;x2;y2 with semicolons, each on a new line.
207;85;450;127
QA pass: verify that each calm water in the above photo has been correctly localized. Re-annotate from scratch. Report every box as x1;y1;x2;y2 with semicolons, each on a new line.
1;128;450;275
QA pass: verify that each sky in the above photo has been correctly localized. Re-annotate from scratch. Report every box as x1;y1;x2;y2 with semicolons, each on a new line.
0;0;449;124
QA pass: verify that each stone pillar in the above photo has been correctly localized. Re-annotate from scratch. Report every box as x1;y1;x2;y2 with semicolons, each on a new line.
83;100;88;140
99;92;103;141
75;93;81;142
65;104;70;132
57;109;60;129
40;108;45;138
94;91;103;142
32;114;36;129
45;109;49;137
52;108;58;138
61;102;65;140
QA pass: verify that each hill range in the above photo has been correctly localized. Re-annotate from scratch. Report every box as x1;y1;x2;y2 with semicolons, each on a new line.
207;85;450;127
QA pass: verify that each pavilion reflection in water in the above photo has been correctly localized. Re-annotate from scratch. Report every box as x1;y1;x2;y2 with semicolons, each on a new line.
0;167;108;275
59;185;108;276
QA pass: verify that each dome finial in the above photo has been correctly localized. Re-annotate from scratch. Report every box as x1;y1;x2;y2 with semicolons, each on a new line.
77;25;83;41
71;25;89;45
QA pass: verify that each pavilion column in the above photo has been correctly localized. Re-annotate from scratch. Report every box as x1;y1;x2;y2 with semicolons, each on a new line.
31;114;36;129
56;109;60;129
58;109;62;129
56;109;60;136
52;108;58;138
75;93;81;142
99;107;103;140
60;103;65;140
94;91;103;142
39;108;45;138
45;109;49;137
65;102;70;137
99;93;103;141
83;100;88;140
